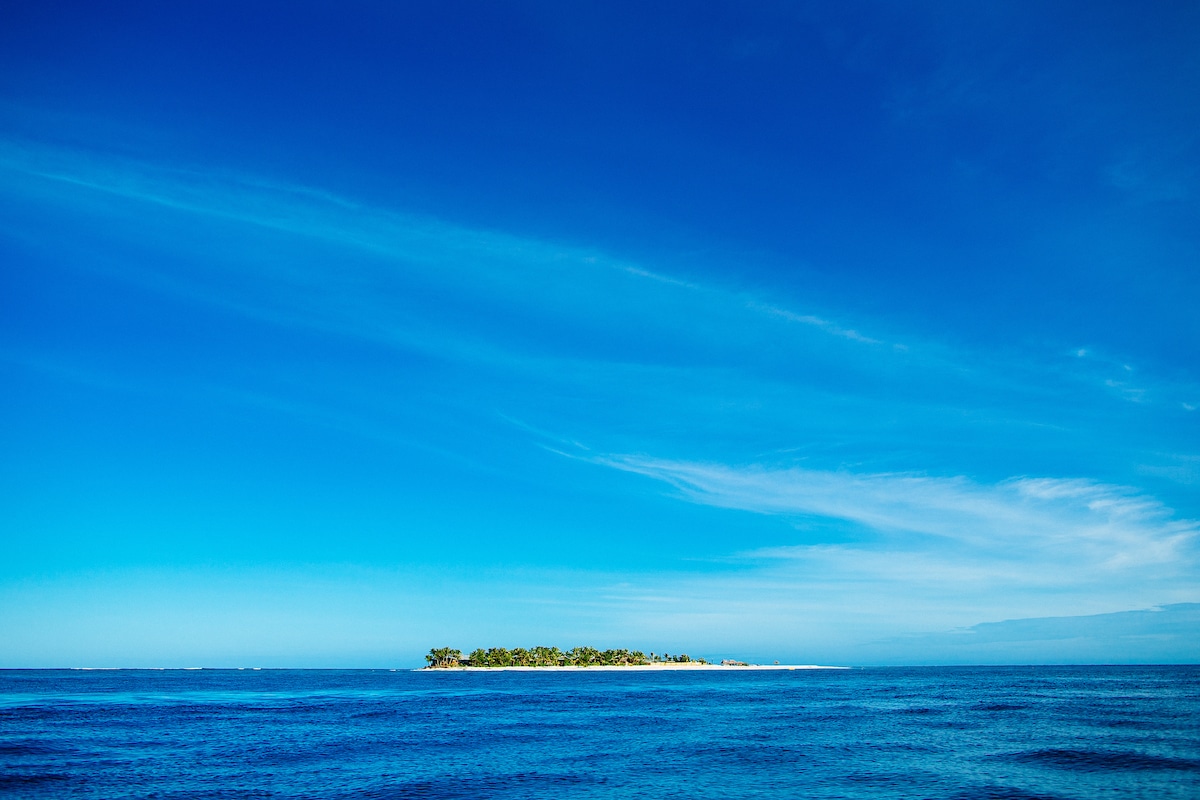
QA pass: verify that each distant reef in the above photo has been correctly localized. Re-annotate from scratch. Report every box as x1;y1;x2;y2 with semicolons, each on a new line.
424;646;708;668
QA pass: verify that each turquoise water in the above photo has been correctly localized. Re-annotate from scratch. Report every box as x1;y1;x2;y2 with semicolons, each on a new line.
1;666;1197;798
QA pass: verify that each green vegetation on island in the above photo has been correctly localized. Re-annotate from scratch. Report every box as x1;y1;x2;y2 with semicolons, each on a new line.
424;646;707;668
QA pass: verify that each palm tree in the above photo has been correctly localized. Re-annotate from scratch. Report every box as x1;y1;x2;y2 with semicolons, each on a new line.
425;647;462;668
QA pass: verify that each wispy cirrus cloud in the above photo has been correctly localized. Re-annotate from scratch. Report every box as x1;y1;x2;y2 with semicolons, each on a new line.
597;455;1198;581
554;453;1200;653
10;134;1192;431
0;137;886;362
746;301;884;345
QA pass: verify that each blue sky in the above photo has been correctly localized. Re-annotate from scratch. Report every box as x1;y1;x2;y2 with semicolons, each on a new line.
1;1;1198;666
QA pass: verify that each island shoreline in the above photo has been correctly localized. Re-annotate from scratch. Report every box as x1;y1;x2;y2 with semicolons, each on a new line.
416;664;848;672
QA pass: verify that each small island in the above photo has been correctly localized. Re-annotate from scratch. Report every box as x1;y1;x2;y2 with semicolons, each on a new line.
424;646;707;668
418;647;845;671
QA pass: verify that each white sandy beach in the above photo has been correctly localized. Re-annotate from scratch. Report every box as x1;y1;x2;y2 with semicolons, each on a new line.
418;663;847;672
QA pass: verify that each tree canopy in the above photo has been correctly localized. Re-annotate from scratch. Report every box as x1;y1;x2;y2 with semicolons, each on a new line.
424;646;705;668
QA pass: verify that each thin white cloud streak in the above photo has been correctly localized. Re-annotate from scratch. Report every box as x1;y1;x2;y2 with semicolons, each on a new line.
598;455;1198;579
621;265;700;289
747;301;882;344
7;135;1193;424
0;137;884;359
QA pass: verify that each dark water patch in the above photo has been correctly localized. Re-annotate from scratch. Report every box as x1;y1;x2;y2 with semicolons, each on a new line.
141;790;277;800
1004;748;1200;772
948;785;1071;800
0;772;74;788
348;770;599;799
927;719;982;731
1096;717;1157;729
0;705;61;720
0;741;70;756
846;769;934;786
971;703;1027;712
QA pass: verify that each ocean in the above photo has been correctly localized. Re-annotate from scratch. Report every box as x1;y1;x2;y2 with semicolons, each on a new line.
1;666;1197;798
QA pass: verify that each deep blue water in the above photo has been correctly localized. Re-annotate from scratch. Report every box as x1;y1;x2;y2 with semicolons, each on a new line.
1;666;1197;799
